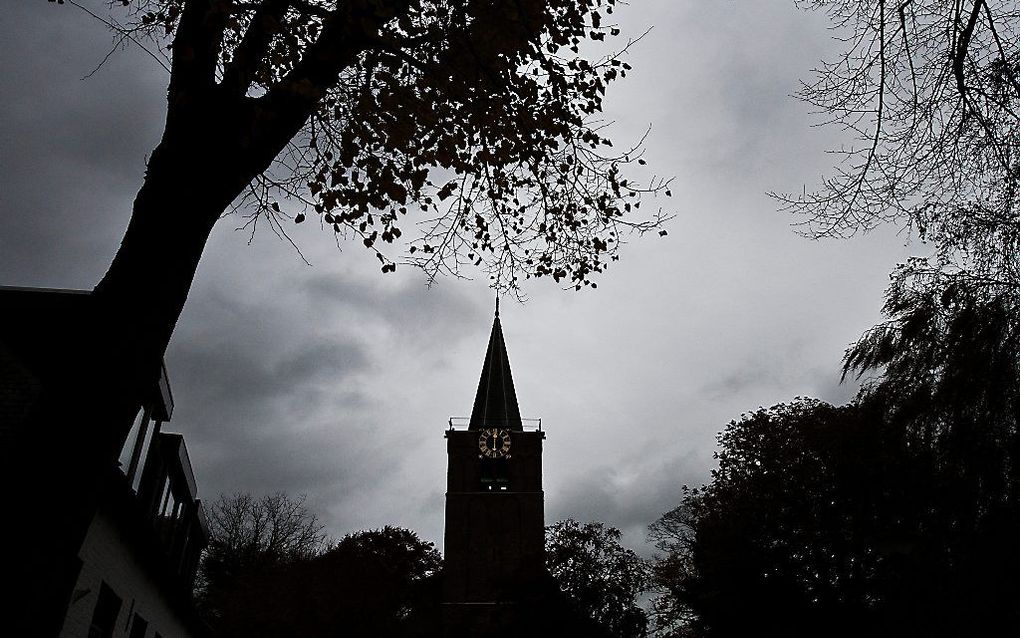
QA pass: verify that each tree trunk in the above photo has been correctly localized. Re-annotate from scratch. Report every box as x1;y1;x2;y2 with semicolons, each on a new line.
95;111;255;362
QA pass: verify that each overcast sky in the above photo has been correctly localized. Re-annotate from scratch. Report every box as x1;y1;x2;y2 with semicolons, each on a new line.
1;1;916;554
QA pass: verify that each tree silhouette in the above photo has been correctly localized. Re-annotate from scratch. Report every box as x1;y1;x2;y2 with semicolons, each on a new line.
546;519;650;638
195;509;656;637
200;524;442;637
842;263;1020;583
759;5;1020;629
776;0;1020;281
651;273;1020;637
195;492;329;628
649;399;926;638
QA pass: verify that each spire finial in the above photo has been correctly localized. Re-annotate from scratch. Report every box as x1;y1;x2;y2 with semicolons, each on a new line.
495;296;500;317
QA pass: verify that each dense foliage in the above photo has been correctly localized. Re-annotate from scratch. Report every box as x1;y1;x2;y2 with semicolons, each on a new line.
196;492;329;626
650;400;925;637
199;520;441;637
650;276;1020;637
546;519;650;638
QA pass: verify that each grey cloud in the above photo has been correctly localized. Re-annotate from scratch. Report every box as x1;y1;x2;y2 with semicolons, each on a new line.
0;3;166;288
168;338;368;420
274;342;369;387
302;272;486;346
162;285;375;511
702;360;782;401
192;414;388;516
549;450;707;556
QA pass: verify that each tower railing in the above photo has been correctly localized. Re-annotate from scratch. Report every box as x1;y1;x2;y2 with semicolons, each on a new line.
447;417;543;432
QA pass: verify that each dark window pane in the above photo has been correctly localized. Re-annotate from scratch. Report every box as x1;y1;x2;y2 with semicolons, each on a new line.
88;582;122;638
128;613;148;638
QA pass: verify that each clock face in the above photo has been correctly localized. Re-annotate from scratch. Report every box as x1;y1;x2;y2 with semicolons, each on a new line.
479;428;512;458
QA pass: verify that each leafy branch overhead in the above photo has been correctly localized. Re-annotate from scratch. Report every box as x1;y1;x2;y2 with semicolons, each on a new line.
95;0;672;290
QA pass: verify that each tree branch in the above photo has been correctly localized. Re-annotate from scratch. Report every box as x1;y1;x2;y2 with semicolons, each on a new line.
251;0;412;160
953;0;984;100
169;0;230;101
981;1;1020;98
221;0;292;97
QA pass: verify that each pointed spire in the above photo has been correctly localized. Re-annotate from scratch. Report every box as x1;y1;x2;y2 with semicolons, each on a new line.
469;301;523;430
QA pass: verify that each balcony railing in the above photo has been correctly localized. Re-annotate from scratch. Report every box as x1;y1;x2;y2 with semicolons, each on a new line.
447;417;542;431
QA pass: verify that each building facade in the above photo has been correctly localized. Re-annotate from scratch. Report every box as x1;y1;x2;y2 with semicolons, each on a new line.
0;287;208;637
58;403;209;638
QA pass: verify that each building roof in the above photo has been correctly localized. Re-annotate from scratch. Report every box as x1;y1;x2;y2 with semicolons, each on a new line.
468;301;523;431
0;286;174;420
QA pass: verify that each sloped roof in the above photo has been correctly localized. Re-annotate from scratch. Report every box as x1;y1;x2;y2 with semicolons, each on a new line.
468;304;523;430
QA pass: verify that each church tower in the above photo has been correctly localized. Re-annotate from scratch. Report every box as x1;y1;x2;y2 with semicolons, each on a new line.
442;303;546;635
